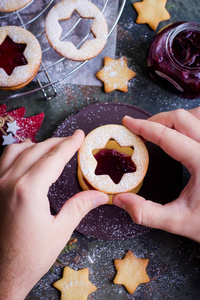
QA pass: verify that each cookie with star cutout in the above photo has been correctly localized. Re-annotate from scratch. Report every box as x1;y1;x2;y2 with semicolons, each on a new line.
133;0;170;31
0;26;42;90
0;0;33;12
53;266;97;300
113;250;150;294
96;56;136;93
77;124;149;204
45;0;108;61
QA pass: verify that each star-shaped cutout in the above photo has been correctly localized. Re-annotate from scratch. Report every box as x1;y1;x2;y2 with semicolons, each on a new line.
133;0;170;31
96;56;136;93
113;250;150;294
0;36;27;76
53;267;97;300
7;120;21;135
2;133;17;146
93;140;136;184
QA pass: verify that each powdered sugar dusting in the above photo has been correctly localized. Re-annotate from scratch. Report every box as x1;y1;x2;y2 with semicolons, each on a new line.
78;124;149;194
48;103;180;241
0;0;32;12
96;57;136;92
45;0;108;61
0;26;41;88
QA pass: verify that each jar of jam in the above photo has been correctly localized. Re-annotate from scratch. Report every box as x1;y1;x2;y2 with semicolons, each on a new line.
147;22;200;99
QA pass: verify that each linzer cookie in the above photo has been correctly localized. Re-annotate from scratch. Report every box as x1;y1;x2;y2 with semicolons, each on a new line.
0;26;42;90
77;124;149;203
0;0;32;12
133;0;170;31
53;266;97;300
45;0;108;61
113;250;150;294
96;56;136;93
78;139;143;204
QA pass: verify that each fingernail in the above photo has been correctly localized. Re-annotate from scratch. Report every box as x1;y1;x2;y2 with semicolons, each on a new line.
23;138;33;143
112;197;126;210
74;129;84;135
93;195;109;208
123;115;133;121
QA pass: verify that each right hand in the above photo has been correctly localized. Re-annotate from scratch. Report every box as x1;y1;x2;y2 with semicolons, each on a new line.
113;107;200;242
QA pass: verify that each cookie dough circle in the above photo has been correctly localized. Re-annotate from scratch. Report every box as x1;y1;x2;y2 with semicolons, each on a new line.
0;0;32;12
78;124;149;194
0;26;42;90
45;0;108;61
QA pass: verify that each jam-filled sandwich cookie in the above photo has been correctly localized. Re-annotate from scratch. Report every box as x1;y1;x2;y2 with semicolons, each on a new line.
45;0;108;61
78;124;149;204
0;0;33;12
0;26;42;90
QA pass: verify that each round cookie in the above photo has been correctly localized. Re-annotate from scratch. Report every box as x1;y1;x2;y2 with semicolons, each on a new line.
45;0;108;61
0;0;33;12
0;26;42;90
77;167;143;205
78;125;149;201
78;139;144;204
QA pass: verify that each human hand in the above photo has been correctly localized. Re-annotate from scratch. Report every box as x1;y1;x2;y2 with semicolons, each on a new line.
113;107;200;242
0;130;108;300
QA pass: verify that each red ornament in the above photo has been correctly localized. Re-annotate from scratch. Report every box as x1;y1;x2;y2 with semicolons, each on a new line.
0;104;44;146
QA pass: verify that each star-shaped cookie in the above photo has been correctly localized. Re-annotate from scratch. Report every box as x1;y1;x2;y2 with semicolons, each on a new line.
113;250;150;294
53;266;97;300
96;56;136;93
133;0;170;31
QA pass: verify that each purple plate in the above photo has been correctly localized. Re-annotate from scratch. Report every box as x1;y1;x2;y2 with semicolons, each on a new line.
48;103;182;240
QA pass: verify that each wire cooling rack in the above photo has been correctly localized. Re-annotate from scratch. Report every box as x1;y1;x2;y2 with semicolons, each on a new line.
0;0;126;100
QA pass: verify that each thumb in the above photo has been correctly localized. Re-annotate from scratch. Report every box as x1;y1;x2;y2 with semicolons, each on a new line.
112;193;181;233
55;190;109;234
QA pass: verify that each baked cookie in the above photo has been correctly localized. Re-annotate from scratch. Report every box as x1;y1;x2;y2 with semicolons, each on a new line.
53;266;97;300
78;125;149;203
133;0;170;31
0;26;42;90
78;139;143;204
0;0;33;12
96;56;136;93
113;250;150;294
45;0;108;61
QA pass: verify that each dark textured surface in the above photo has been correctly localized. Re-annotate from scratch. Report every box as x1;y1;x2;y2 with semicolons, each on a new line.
49;103;182;240
1;0;200;299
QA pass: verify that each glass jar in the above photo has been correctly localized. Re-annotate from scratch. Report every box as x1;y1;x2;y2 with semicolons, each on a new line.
147;22;200;99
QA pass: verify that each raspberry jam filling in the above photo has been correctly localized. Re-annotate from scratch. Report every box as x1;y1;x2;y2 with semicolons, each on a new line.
172;29;200;68
147;22;200;98
0;36;27;76
94;148;136;184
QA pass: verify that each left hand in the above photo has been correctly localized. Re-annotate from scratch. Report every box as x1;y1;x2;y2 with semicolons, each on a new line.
0;130;108;300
